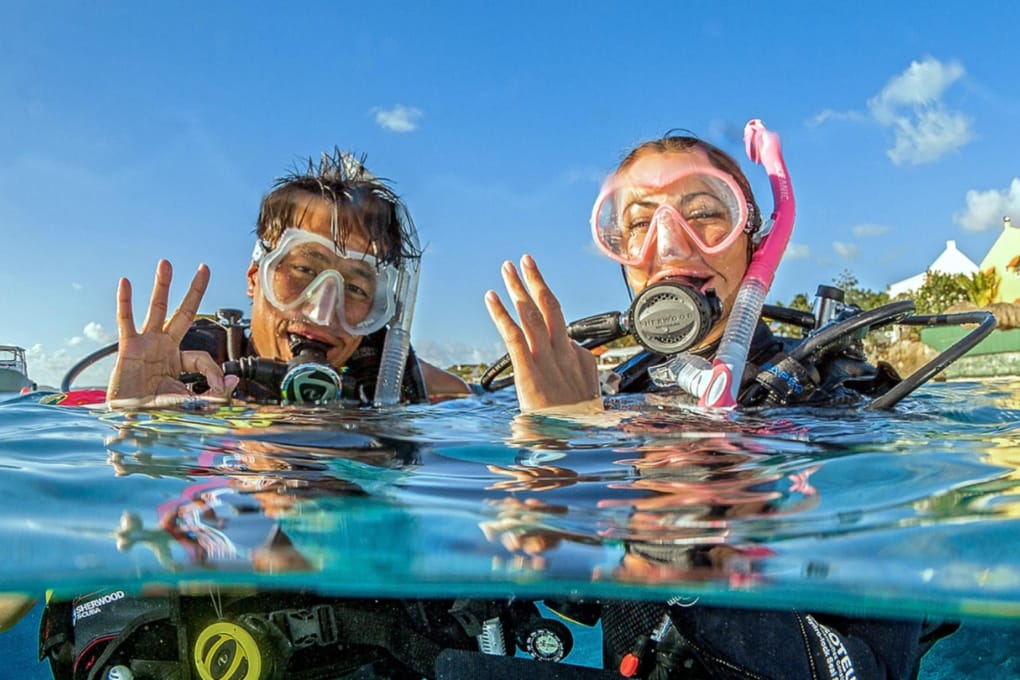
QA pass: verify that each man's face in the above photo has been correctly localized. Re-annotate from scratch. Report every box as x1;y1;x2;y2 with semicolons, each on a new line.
247;192;379;369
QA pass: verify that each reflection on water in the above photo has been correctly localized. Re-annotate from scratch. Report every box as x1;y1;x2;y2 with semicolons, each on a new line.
1;380;1019;677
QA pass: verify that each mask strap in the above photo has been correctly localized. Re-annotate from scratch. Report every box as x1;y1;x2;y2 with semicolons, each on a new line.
251;239;271;265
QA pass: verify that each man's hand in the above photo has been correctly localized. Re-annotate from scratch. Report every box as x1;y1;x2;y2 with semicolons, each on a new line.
107;260;238;407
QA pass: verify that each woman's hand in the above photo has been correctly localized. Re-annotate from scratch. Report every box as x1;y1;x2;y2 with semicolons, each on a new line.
485;254;601;413
107;260;238;407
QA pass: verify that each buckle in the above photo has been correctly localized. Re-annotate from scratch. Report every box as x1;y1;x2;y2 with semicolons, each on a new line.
269;605;338;648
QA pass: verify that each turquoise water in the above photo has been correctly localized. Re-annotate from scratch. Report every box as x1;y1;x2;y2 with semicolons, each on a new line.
1;380;1020;677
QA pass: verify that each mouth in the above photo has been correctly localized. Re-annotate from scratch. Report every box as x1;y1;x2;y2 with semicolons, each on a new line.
650;272;713;291
283;323;340;351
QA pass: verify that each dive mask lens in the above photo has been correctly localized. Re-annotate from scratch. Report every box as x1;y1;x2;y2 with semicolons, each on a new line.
591;166;748;264
258;229;397;336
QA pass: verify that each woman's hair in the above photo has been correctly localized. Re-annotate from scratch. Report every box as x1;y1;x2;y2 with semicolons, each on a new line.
617;133;764;239
256;148;421;267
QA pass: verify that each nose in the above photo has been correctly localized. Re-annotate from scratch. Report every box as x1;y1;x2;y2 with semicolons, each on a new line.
301;275;343;330
651;207;696;261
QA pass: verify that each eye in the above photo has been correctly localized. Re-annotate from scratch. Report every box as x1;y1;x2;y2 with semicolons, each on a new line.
345;282;370;300
625;218;651;233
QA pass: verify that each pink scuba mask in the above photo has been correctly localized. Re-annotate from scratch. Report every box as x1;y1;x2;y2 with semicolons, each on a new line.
590;159;750;265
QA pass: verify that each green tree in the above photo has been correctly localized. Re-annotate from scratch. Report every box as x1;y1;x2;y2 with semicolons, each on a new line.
957;267;1000;307
911;270;969;315
831;269;890;310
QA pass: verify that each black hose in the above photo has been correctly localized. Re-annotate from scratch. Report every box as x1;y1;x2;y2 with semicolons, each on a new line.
790;300;916;361
761;304;816;330
867;311;997;410
478;311;627;391
60;341;119;392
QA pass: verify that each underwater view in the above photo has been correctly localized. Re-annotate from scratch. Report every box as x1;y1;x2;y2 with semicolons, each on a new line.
1;378;1019;678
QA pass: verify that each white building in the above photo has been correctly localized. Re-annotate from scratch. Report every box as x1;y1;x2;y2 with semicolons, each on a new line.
887;240;979;298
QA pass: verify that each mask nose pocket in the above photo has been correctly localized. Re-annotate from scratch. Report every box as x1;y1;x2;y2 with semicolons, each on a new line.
653;207;695;259
300;273;345;329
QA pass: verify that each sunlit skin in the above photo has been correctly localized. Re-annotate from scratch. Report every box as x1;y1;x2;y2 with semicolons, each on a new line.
247;191;375;370
108;189;469;406
486;147;751;413
619;148;751;351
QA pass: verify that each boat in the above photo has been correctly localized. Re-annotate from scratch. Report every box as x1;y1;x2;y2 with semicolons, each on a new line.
0;346;36;393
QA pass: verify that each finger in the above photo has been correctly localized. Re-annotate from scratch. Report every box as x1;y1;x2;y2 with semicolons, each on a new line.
180;350;226;393
520;254;571;356
575;342;601;397
166;264;210;342
140;260;173;335
485;290;533;370
500;260;547;353
115;277;137;341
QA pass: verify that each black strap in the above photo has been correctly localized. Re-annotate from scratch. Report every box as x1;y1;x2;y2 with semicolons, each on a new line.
330;605;445;678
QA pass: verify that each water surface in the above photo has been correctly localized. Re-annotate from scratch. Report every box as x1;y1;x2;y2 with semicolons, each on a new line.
2;379;1019;677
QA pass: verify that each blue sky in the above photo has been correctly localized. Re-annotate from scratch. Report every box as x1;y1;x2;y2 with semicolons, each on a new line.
3;2;1019;388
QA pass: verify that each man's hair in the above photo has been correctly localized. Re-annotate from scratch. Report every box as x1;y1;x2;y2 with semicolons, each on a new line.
256;148;422;267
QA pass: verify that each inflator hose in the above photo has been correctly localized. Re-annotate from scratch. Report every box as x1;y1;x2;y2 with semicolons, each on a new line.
866;310;996;410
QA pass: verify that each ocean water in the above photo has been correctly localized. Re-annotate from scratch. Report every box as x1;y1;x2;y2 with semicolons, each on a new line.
1;379;1019;678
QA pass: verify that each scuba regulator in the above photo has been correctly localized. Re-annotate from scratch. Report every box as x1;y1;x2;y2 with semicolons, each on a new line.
480;281;722;392
222;335;344;405
180;310;347;405
627;281;722;356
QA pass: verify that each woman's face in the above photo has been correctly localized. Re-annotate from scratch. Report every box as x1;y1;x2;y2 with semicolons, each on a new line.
618;148;751;349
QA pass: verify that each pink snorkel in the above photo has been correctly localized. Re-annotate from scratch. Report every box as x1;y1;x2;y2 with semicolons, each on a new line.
648;119;795;407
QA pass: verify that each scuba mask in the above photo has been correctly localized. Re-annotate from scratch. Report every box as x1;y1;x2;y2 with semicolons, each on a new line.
591;159;752;265
253;228;399;337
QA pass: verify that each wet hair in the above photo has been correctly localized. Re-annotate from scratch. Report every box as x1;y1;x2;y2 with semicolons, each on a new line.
616;131;764;246
256;148;422;267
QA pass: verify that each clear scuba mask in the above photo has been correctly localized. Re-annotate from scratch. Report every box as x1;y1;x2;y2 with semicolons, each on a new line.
253;229;399;337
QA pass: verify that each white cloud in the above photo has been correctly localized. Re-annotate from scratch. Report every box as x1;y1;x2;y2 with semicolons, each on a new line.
954;178;1020;232
83;321;113;344
373;105;423;133
867;57;972;166
414;339;504;369
807;108;866;127
851;223;889;237
833;241;859;259
784;243;811;260
72;282;83;291
868;58;964;120
20;326;118;389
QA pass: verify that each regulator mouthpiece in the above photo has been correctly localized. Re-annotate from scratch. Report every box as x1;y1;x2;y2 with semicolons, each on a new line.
280;335;342;405
627;281;722;355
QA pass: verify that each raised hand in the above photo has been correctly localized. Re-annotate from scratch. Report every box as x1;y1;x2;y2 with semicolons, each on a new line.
485;254;602;413
106;260;237;407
